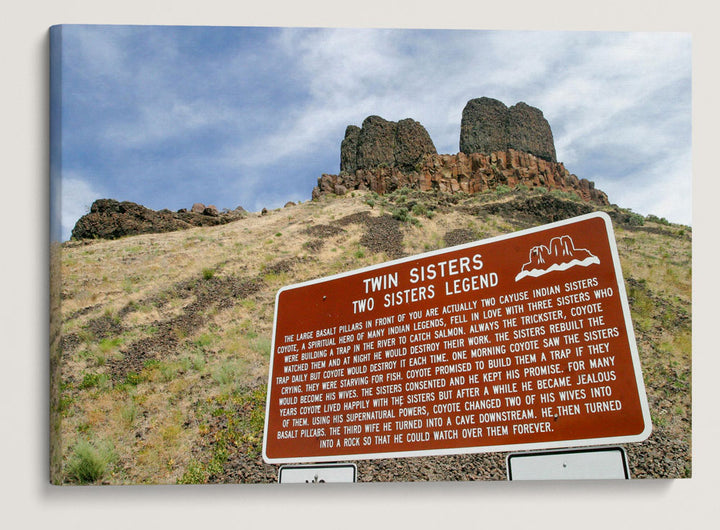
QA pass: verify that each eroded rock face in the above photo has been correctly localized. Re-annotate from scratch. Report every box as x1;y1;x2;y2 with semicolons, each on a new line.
316;99;604;204
340;115;437;173
340;125;361;173
71;199;246;240
506;102;557;163
460;97;509;156
460;98;556;162
315;149;608;205
394;118;438;171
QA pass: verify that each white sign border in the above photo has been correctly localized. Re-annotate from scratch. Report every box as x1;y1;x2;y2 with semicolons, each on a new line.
506;445;630;480
277;463;358;483
262;211;653;464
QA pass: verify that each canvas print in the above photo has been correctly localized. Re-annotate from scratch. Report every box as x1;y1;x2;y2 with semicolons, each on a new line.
49;25;691;484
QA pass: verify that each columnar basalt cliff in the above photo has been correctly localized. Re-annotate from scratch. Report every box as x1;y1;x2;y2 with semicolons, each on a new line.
460;97;557;162
313;98;607;205
315;149;607;204
341;115;437;173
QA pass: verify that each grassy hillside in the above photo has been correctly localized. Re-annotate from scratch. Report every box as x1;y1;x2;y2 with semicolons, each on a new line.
50;186;691;484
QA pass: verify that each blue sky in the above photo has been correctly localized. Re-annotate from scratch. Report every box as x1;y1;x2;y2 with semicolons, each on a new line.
51;26;692;241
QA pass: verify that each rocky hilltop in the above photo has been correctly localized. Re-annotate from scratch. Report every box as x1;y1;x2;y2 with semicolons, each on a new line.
71;199;246;240
72;97;607;240
314;97;607;205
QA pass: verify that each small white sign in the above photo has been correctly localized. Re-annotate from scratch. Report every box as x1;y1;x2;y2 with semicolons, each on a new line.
507;447;629;480
278;463;357;484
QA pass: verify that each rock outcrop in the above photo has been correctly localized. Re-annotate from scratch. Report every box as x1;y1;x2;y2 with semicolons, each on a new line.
341;116;437;173
314;98;607;204
460;98;556;162
314;149;608;204
71;199;246;240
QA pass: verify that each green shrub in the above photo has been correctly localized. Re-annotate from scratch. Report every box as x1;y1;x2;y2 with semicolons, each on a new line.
495;184;512;196
65;439;116;484
193;333;215;349
202;268;215;280
212;363;239;385
78;372;109;390
123;371;143;387
411;204;427;217
549;189;580;201
626;211;645;226
251;336;272;358
98;337;123;354
178;460;207;484
646;214;671;225
391;206;410;222
120;399;138;425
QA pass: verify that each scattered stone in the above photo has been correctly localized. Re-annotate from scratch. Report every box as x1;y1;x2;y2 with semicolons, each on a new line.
444;228;478;247
203;205;219;217
336;211;406;259
302;224;346;239
191;202;206;213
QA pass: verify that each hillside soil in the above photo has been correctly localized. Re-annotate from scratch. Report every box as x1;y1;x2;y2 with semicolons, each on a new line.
50;188;691;484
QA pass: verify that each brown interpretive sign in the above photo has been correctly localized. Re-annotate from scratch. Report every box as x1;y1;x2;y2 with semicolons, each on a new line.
262;212;651;463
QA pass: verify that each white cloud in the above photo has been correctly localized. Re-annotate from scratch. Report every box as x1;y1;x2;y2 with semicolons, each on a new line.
59;27;692;228
61;175;105;241
246;30;691;223
601;150;692;225
64;25;128;79
537;33;691;161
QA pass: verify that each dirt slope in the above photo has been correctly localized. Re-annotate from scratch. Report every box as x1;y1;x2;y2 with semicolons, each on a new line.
50;187;691;484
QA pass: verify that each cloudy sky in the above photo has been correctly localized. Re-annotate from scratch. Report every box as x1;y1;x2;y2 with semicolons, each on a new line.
50;25;691;241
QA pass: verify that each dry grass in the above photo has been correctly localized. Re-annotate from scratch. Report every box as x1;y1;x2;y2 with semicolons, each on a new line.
53;190;692;483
